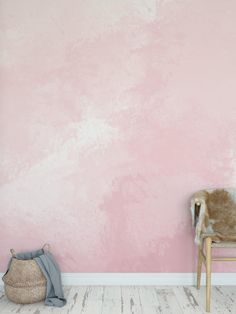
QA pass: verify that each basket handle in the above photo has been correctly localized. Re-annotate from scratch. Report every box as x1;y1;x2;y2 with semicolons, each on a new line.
10;249;16;257
42;243;51;252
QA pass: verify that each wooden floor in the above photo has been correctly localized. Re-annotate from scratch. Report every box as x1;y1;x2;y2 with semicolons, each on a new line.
0;285;236;313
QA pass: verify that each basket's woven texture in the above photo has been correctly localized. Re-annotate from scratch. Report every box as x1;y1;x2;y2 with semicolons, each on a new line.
3;258;46;304
4;285;46;304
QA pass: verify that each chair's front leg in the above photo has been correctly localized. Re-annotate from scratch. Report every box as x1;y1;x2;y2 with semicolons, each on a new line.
205;237;212;312
197;242;203;289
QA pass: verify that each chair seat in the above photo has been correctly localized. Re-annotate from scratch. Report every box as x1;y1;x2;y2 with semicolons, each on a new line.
201;233;236;246
211;241;236;248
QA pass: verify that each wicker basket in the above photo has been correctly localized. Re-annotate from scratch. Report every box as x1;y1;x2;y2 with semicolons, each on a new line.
2;245;49;304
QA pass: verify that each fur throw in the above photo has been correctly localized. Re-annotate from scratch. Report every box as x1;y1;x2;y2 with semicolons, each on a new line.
190;188;236;244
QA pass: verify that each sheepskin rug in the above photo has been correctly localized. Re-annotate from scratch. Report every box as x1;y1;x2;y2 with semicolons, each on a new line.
190;188;236;244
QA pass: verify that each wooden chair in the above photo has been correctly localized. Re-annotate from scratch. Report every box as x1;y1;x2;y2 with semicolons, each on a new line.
197;236;236;312
191;189;236;312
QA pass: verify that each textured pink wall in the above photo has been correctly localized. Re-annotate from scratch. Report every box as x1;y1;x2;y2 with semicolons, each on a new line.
1;0;236;272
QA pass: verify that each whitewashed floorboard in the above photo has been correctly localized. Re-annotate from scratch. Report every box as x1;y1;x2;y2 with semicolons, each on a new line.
80;286;104;314
155;288;183;314
187;287;208;314
101;286;122;314
212;286;235;314
173;286;205;314
206;286;232;314
138;286;161;314
0;285;236;313
0;294;15;313
0;286;4;297
156;288;183;314
222;286;236;313
189;285;232;314
121;286;143;314
65;286;89;313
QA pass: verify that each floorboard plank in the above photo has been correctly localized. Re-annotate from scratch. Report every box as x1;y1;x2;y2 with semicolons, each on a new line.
155;288;183;314
0;294;16;313
222;286;236;312
173;287;204;314
187;287;208;314
189;285;231;314
138;286;161;314
81;286;104;314
65;286;88;314
212;286;235;314
0;285;235;313
102;286;122;314
121;286;143;314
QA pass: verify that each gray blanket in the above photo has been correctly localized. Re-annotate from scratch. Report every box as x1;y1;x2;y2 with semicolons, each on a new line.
13;248;66;307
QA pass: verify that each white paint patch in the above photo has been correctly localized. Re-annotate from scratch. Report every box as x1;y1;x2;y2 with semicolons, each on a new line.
69;118;119;149
0;118;120;215
132;0;157;21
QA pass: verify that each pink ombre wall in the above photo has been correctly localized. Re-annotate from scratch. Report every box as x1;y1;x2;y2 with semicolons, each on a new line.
1;0;236;272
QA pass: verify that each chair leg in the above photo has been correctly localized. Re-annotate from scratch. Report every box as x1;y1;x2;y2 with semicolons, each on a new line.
206;237;212;312
197;243;203;289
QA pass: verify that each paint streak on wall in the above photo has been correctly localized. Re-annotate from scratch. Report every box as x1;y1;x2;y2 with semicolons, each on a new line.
1;0;236;272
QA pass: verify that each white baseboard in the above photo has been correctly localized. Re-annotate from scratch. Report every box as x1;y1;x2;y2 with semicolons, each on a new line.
61;273;236;286
1;272;236;286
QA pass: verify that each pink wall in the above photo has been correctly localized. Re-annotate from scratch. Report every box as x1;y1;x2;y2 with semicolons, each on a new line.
1;0;236;272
